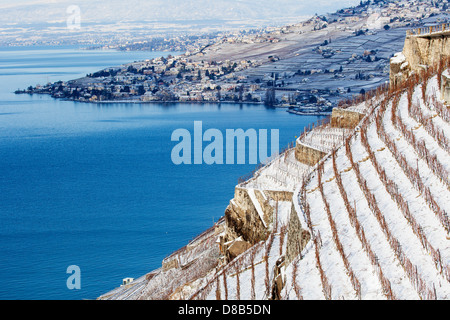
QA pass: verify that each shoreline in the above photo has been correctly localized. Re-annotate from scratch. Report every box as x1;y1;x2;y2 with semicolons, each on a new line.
15;92;333;115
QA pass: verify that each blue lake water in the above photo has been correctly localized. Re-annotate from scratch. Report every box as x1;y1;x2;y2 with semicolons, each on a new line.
0;46;322;300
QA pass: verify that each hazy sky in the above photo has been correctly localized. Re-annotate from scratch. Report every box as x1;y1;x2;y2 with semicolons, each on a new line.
0;0;361;24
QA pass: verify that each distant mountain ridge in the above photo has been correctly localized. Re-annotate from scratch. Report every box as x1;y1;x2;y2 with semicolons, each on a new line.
1;0;360;24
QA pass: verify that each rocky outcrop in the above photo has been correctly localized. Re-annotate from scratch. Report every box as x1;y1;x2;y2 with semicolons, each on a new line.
226;237;252;261
390;52;410;87
223;187;273;260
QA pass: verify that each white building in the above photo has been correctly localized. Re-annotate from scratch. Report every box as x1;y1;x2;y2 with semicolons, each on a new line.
121;278;134;286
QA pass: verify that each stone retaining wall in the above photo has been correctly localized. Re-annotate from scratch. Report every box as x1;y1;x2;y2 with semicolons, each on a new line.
295;141;327;166
330;108;365;129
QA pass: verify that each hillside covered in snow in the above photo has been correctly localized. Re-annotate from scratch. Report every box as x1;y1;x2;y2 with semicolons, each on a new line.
99;56;450;301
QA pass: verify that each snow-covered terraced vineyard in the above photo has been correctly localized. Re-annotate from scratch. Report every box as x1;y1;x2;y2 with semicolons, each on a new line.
99;66;450;300
299;125;353;153
194;71;450;301
240;148;311;192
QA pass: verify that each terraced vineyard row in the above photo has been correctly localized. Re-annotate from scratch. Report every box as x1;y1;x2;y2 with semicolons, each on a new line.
285;69;450;299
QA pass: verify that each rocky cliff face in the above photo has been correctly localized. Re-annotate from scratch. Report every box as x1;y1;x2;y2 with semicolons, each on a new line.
285;203;310;267
223;188;272;260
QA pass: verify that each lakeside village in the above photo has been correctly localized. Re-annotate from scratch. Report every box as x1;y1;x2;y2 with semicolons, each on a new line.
16;53;338;113
15;0;450;114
